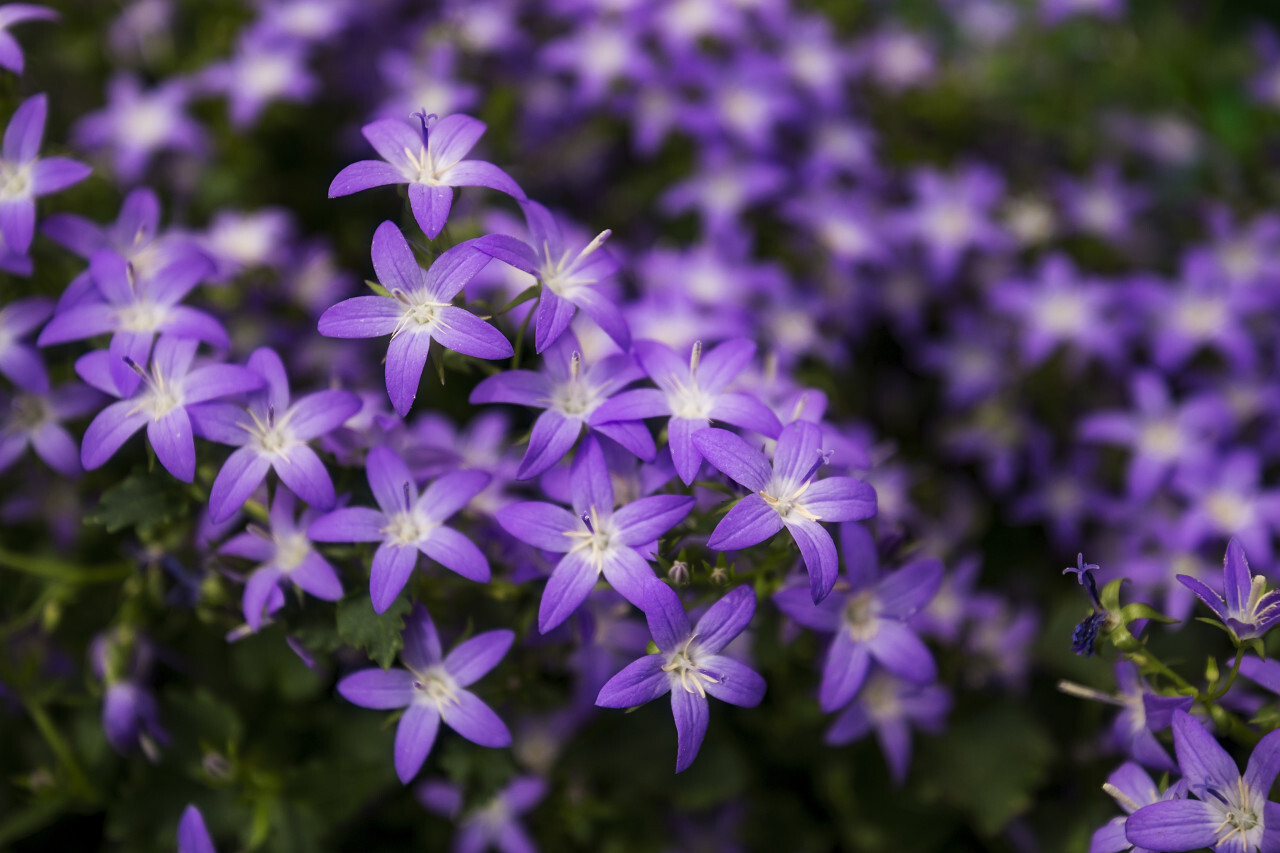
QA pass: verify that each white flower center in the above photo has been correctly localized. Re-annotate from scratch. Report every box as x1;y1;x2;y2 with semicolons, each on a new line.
1138;419;1183;459
412;665;460;707
661;636;720;698
0;161;32;200
842;591;879;642
382;509;431;547
273;531;311;572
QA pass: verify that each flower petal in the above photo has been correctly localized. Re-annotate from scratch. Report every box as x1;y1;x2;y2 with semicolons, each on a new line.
432;306;513;359
385;328;431;417
208;446;272;522
395;702;441;784
596;655;669;708
1170;708;1239;795
444;630;513;687
803;477;877;523
693;585;756;655
274;445;336;510
671;688;709;773
307;507;386;543
401;602;442;672
337;668;415;709
441;689;510;748
538;551;597;634
691;427;771;491
420;526;490;582
148;407;196;481
866;620;936;684
819;632;871;713
788;518;840;604
642;582;692;651
317;296;401;338
613;494;694;547
707;493;782;551
329;160;406;197
1123;799;1222;852
370;543;418;614
702;655;765;708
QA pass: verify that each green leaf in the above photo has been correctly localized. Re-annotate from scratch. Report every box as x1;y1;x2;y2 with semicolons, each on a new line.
1118;603;1178;625
89;470;190;536
364;279;389;297
336;595;412;669
1099;578;1124;612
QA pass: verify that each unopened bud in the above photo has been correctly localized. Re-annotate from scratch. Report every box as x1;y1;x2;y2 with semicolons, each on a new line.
709;566;729;586
667;561;689;585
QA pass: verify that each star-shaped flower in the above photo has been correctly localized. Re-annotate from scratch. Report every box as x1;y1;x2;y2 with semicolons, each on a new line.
694;421;877;602
318;221;513;417
596;582;765;773
496;437;693;633
337;603;512;783
191;346;360;522
308;445;491;613
328;112;525;240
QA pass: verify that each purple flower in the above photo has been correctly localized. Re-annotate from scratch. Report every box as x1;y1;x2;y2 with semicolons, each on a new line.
1090;762;1183;853
1058;165;1146;243
0;4;57;75
473;200;628;353
317;221;513;417
496;437;693;633
470;331;652;479
1059;662;1192;772
824;669;950;786
91;631;167;760
39;248;223;397
73;75;206;184
177;804;216;853
1173;452;1280;566
595;338;782;485
889;164;1008;282
0;296;51;391
41;187;201;294
695;422;877;603
200;32;316;128
79;335;264;482
775;524;941;711
308;445;491;613
417;775;546;853
988;254;1120;368
337;603;512;783
1177;539;1280;643
596;583;765;773
328;113;525;240
0;93;91;264
1125;709;1280;853
0;382;100;477
1042;0;1125;24
219;490;344;632
191;346;360;521
1079;372;1219;500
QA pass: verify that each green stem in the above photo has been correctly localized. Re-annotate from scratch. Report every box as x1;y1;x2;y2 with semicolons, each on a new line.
1206;650;1246;702
1127;646;1195;693
510;288;538;371
0;547;132;585
22;698;97;803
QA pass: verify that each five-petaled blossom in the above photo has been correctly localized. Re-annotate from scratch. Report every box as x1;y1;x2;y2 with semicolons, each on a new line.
695;421;877;603
594;338;782;485
1177;538;1280;642
1090;762;1185;853
469;331;653;480
191;346;361;522
473;199;629;352
318;220;513;417
79;335;264;482
774;524;941;712
308;445;491;613
219;490;344;632
337;603;513;783
1125;709;1280;853
328;111;525;240
496;437;694;633
596;582;765;773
